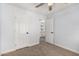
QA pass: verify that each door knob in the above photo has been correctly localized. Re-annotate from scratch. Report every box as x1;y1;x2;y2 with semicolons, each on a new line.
51;32;53;34
26;32;29;34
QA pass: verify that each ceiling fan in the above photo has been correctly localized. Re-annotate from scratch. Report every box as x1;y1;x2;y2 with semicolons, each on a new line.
35;3;53;11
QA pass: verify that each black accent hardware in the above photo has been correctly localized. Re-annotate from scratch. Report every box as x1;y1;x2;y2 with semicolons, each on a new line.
51;32;53;34
26;32;29;34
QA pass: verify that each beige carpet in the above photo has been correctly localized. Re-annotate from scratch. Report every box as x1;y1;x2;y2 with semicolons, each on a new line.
2;42;79;56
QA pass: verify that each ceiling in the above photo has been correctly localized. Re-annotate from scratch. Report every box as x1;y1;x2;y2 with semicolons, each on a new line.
11;3;72;15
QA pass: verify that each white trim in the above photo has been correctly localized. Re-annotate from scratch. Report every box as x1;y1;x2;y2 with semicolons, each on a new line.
46;41;79;54
1;42;39;55
1;48;17;55
1;42;79;55
15;42;40;50
54;43;79;54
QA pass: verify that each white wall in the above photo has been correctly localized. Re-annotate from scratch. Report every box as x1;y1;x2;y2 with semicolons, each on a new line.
15;6;45;49
54;4;79;52
45;4;79;53
0;4;1;53
0;4;16;53
0;4;45;53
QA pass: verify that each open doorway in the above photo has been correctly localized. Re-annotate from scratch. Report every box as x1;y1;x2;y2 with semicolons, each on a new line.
40;19;46;43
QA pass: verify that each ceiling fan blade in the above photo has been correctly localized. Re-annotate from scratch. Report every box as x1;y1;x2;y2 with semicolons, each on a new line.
35;3;44;8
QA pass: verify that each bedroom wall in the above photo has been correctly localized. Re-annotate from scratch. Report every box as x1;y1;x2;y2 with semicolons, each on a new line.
15;5;45;49
0;3;45;54
0;4;2;54
0;4;16;53
45;4;79;53
54;4;79;52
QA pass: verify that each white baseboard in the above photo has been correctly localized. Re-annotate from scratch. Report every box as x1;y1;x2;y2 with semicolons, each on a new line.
15;42;40;50
54;43;79;54
1;42;40;55
1;42;79;55
46;41;79;54
1;48;17;55
29;42;40;47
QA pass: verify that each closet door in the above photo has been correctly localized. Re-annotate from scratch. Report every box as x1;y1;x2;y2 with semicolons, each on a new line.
28;16;40;46
46;18;54;44
15;10;40;49
15;15;30;49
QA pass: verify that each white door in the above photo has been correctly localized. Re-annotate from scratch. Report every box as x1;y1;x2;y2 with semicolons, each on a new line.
46;18;54;44
28;18;40;46
15;15;29;49
15;13;40;49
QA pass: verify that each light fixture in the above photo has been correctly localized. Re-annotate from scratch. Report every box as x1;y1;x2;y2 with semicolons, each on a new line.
48;0;53;6
48;3;53;11
48;3;53;6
